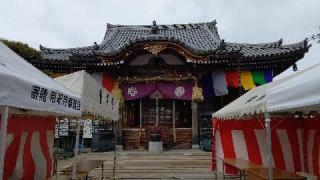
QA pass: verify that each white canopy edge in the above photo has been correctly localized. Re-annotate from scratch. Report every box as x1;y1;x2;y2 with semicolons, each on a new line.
55;70;120;121
0;42;82;117
212;63;320;120
266;63;320;113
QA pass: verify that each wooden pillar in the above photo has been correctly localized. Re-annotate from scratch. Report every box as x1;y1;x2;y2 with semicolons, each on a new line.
155;96;159;126
116;104;124;151
172;100;176;143
191;101;199;148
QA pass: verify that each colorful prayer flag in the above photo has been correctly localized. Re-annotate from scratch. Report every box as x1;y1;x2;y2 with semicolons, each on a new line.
264;69;273;83
200;73;215;97
252;70;266;85
212;71;228;96
225;71;240;88
241;71;256;90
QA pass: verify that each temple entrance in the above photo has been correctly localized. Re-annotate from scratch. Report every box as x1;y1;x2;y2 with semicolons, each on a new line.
123;97;192;150
126;98;191;127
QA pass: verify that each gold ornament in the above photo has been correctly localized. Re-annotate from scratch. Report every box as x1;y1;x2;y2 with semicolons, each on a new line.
112;82;124;109
144;44;167;55
192;83;204;102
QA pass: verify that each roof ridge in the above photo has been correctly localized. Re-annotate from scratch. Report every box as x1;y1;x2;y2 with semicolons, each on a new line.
227;39;284;48
105;21;217;30
281;38;310;49
39;44;94;53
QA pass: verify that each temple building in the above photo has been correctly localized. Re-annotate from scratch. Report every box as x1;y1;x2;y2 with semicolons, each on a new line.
33;20;310;150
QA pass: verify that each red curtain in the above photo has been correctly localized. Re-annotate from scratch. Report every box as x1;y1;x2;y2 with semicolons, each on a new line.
102;73;115;92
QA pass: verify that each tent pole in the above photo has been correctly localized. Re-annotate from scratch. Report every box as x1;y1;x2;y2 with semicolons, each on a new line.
0;106;9;179
72;119;81;180
264;112;273;180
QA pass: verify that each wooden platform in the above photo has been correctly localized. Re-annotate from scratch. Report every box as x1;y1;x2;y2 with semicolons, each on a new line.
57;150;216;179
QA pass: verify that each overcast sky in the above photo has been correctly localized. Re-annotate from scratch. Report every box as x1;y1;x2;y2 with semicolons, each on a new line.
0;0;319;78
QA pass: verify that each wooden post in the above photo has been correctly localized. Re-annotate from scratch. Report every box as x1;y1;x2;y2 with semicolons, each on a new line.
0;106;9;179
117;109;123;147
113;121;117;179
155;96;159;127
191;101;199;148
172;100;176;143
139;99;142;140
140;99;142;128
72;120;80;180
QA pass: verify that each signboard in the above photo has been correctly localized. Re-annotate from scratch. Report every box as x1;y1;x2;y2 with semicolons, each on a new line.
55;118;69;137
83;119;93;138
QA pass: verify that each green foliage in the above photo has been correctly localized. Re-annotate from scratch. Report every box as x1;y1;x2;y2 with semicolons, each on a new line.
1;38;43;61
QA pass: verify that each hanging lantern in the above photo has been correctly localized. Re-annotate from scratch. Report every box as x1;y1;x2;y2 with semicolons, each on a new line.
192;82;204;102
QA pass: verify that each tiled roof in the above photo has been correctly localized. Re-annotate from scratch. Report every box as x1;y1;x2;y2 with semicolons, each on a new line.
99;21;221;56
40;45;95;61
226;39;309;59
40;21;310;62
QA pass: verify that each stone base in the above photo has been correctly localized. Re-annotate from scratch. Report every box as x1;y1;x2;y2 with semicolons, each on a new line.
192;145;200;149
116;145;123;151
148;141;163;153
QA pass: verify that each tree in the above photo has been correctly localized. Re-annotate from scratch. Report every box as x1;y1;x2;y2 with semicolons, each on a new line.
1;38;43;61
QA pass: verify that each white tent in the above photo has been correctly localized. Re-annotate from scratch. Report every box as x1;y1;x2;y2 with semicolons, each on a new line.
267;63;320;113
55;70;120;179
55;70;120;121
213;63;320;180
0;42;82;117
0;42;82;179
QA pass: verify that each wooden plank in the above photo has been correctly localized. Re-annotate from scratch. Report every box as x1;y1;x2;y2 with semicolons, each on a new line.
246;168;305;180
223;158;263;170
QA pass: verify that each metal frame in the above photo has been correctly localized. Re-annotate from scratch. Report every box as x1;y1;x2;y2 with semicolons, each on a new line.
0;106;9;179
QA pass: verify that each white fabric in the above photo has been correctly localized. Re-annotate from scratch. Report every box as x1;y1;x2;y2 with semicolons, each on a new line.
91;72;103;85
266;63;320;113
213;63;320;119
212;79;283;119
0;42;81;117
212;71;228;96
55;70;120;121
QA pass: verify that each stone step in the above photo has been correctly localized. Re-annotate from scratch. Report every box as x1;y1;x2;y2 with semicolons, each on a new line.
58;149;215;180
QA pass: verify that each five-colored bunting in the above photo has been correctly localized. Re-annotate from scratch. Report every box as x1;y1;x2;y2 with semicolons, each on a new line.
201;70;272;97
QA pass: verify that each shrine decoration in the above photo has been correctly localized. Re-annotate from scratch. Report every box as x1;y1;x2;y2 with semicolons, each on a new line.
112;81;124;109
192;82;204;102
240;71;256;90
119;81;193;101
200;69;273;96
